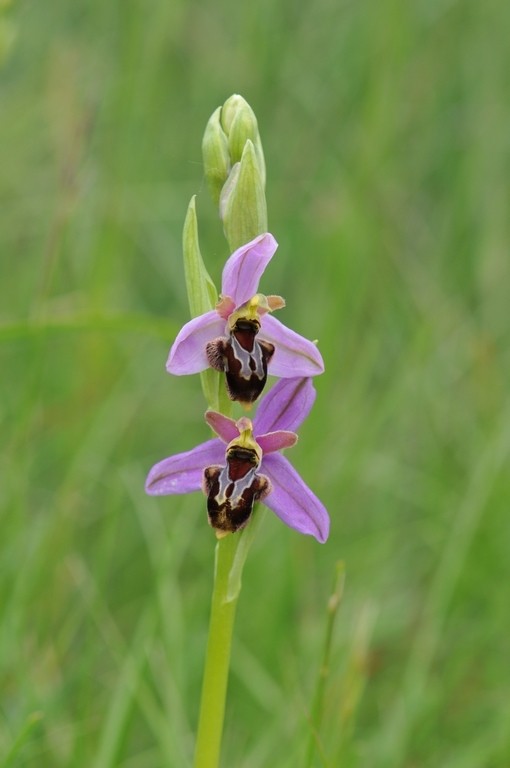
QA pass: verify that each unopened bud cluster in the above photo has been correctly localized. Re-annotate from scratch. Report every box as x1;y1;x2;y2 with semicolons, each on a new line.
202;95;267;251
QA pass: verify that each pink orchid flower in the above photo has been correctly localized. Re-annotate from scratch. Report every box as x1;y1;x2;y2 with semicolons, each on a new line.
146;378;329;542
167;233;324;403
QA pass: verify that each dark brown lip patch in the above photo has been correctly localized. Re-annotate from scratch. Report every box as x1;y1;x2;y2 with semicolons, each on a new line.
206;318;275;403
204;446;271;533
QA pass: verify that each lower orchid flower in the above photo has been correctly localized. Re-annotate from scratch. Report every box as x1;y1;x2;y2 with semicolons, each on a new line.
167;233;324;403
145;378;329;543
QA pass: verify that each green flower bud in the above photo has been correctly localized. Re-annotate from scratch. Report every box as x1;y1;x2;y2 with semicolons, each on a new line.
202;94;267;253
220;140;267;252
221;94;266;187
201;106;231;205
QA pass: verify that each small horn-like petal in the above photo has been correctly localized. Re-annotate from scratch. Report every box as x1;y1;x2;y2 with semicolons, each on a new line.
256;430;298;454
205;411;238;443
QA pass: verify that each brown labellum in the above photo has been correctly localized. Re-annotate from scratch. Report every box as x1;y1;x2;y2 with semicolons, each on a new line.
206;318;274;404
203;445;271;534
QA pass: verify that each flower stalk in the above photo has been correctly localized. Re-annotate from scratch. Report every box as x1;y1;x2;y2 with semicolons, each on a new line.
194;97;273;765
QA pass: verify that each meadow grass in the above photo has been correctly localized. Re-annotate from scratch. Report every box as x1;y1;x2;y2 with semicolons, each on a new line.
1;0;509;765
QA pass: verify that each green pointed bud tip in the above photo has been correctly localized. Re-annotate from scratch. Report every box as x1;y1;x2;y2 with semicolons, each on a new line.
220;94;253;136
202;106;231;205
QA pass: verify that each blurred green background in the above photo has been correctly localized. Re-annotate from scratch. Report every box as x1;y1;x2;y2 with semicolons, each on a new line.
1;0;509;766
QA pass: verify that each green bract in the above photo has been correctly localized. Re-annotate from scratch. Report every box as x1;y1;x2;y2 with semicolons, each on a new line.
182;196;222;410
183;196;217;317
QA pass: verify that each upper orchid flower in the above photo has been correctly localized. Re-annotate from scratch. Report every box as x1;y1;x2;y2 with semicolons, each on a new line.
167;233;325;404
145;378;329;543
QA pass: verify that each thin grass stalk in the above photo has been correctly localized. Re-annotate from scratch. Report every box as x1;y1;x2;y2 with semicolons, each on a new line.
304;562;345;768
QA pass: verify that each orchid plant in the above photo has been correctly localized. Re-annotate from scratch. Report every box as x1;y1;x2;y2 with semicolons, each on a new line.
146;95;328;768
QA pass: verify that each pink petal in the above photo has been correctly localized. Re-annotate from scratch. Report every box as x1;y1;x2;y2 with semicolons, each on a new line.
204;411;238;443
167;311;226;375
256;430;298;454
254;377;316;435
262;453;329;543
145;439;225;495
260;315;325;378
221;233;278;306
216;295;236;321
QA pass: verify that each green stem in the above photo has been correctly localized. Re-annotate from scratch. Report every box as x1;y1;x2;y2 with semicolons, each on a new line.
193;535;238;768
193;508;266;768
